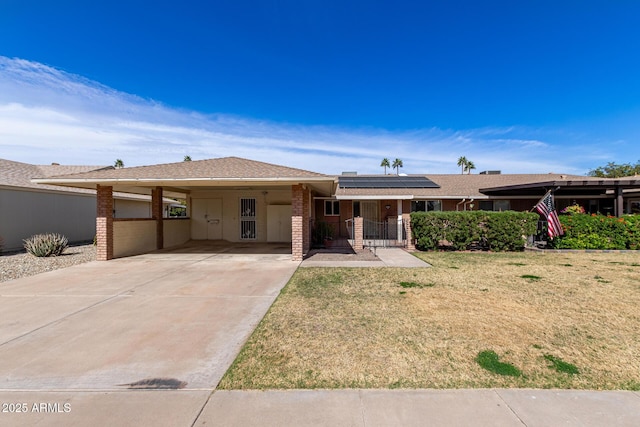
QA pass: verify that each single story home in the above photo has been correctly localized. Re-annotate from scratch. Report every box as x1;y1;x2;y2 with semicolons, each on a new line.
33;157;336;260
33;157;640;260
0;158;177;251
317;172;640;241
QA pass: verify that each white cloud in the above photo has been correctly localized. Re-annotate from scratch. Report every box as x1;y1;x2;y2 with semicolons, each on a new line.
1;56;635;175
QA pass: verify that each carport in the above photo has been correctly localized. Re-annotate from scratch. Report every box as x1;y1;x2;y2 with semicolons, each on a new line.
34;157;337;261
480;177;640;216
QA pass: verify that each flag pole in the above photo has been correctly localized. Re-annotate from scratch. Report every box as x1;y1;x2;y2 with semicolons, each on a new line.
531;189;552;212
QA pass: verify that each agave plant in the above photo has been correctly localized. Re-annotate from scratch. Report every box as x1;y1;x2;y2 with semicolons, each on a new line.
23;233;69;257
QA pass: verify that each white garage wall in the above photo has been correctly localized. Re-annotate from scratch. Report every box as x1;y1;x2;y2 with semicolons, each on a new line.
113;199;152;218
0;188;96;251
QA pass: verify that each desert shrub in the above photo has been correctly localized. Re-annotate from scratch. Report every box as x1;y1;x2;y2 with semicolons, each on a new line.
552;214;634;249
23;233;69;257
411;211;538;252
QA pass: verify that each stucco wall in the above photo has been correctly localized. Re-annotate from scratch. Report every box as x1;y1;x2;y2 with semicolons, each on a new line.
113;220;156;258
0;188;96;251
189;188;292;242
164;219;191;248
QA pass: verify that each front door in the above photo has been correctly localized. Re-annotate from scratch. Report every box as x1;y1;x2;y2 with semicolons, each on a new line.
191;198;223;240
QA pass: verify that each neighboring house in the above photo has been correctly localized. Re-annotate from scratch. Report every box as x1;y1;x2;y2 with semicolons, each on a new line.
33;157;640;261
318;172;640;240
0;159;176;251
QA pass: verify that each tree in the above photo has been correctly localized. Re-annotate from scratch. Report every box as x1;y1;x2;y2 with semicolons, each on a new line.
465;160;476;174
184;155;192;162
114;159;124;169
457;156;468;174
380;158;390;174
392;158;403;175
588;161;640;178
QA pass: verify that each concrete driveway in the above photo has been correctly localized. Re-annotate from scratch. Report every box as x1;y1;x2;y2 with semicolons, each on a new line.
0;243;298;425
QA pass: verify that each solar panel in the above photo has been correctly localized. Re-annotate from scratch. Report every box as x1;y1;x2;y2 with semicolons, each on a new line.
339;176;440;189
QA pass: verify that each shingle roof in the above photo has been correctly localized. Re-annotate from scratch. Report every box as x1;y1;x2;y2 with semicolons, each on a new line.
47;156;328;180
335;173;611;199
0;158;110;193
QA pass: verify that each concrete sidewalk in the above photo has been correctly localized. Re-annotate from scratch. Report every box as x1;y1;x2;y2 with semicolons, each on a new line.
301;247;430;268
200;389;640;426
3;388;639;426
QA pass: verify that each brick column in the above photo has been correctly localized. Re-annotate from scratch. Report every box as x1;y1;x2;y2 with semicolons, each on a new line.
292;184;304;261
402;213;415;250
96;185;113;261
353;216;363;252
152;187;164;250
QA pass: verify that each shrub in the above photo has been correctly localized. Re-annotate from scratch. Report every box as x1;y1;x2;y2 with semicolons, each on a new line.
411;211;538;252
485;211;538;251
552;214;636;250
23;233;68;257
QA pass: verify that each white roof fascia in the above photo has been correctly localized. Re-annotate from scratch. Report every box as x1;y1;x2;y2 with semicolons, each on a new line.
33;176;334;185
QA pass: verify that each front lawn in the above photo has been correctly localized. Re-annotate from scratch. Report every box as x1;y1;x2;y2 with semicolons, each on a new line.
219;252;640;390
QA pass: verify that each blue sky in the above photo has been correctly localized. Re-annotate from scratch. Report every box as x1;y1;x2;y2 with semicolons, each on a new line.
1;1;639;174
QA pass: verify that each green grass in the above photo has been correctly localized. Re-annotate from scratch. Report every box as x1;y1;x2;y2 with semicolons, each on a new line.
521;274;541;280
476;350;522;377
544;354;580;375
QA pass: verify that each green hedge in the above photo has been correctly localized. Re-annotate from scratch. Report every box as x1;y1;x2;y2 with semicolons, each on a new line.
551;214;640;250
410;211;539;252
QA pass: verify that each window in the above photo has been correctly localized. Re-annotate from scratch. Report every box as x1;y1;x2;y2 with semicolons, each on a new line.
240;198;256;239
479;201;493;211
479;200;511;211
324;200;340;216
411;200;442;212
353;201;361;217
494;200;510;211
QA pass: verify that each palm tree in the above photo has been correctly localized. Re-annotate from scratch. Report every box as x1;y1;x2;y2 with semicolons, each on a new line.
392;158;403;175
114;159;124;169
380;158;390;174
184;155;192;162
465;161;476;174
457;156;468;174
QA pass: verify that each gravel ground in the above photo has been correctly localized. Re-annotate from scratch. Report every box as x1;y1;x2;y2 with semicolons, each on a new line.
0;244;96;283
305;247;380;262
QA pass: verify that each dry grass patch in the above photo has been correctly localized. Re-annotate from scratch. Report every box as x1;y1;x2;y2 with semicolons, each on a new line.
219;252;640;390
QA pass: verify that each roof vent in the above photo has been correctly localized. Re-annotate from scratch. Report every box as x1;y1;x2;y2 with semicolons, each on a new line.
341;171;357;176
479;170;501;175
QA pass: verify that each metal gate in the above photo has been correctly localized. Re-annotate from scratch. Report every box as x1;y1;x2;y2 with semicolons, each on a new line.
346;218;407;248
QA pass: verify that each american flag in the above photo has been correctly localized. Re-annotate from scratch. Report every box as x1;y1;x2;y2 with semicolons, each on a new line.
535;190;564;239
